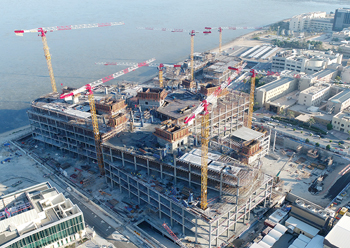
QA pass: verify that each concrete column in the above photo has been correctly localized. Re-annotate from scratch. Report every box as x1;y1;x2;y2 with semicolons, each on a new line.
209;222;212;248
189;166;192;187
247;197;251;220
195;216;198;243
127;176;131;198
220;173;223;196
137;181;141;205
218;108;221;137
174;157;177;184
160;164;163;180
182;209;185;235
170;202;173;226
110;148;113;163
227;211;230;237
122;152;125;167
225;105;228;136
147;188;150;204
134;156;137;171
216;220;219;247
147;159;150;176
158;194;161;219
118;169;122;192
263;183;268;207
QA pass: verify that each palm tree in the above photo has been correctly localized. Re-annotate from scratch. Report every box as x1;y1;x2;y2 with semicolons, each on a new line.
307;117;316;127
287;110;295;120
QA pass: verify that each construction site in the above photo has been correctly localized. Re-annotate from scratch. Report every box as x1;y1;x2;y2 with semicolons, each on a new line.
4;22;288;248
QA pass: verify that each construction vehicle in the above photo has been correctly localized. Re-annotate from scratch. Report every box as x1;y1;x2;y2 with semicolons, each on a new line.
203;26;266;54
60;58;155;175
137;27;208;86
275;152;295;183
14;22;124;93
95;61;182;88
162;223;187;248
184;62;246;210
98;189;112;196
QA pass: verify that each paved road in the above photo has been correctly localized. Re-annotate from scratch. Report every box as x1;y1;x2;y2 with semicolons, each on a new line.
68;194;138;248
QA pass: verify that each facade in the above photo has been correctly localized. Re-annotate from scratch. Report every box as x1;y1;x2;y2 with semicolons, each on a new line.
332;111;350;133
309;18;333;31
298;84;331;107
0;182;85;248
272;50;342;74
333;8;350;31
326;88;350;114
27;90;127;164
102;144;273;247
255;77;298;107
289;12;327;31
136;88;167;110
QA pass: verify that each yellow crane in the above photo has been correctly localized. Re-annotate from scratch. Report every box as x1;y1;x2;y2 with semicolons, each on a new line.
14;22;124;93
184;63;246;210
60;58;155;175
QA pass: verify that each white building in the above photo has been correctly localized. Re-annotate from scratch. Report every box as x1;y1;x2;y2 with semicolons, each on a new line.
326;88;350;114
289;12;327;31
298;84;331;107
0;182;86;248
272;50;342;74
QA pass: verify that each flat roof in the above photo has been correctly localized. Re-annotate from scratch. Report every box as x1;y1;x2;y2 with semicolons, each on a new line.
329;89;350;103
312;69;336;79
257;77;295;92
324;215;350;248
286;216;319;237
231;126;263;142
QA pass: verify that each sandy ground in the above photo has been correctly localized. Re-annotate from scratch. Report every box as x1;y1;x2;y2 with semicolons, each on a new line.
209;30;270;54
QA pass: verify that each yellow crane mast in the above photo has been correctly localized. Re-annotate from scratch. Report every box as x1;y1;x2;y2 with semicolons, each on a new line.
247;69;257;128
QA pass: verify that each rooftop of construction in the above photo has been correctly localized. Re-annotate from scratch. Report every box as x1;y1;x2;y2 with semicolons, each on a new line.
0;182;82;246
230;126;265;143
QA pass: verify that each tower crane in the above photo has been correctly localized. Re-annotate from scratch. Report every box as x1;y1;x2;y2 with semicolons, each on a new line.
95;61;182;88
14;22;124;93
184;62;246;210
60;58;155;175
137;27;207;86
203;26;265;54
228;68;280;128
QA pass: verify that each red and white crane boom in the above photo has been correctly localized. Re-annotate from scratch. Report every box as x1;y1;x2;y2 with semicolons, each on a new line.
14;22;124;36
60;58;156;99
184;62;247;125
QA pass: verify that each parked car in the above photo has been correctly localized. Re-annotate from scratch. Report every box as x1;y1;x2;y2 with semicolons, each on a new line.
339;140;345;144
287;124;293;127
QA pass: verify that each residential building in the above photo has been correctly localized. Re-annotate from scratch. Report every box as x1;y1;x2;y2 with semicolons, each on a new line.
271;50;342;74
289;12;327;31
0;182;85;248
309;18;333;31
333;8;350;31
298;84;331;107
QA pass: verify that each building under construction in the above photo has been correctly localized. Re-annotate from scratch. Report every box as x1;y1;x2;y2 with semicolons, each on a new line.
26;84;272;247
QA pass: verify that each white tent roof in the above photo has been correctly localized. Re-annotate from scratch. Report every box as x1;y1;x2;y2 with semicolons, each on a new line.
268;229;283;240
250;243;264;248
273;223;288;234
257;241;272;248
324;215;350;248
260;235;276;246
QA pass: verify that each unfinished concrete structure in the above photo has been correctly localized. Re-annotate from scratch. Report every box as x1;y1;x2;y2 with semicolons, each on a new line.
137;87;167;110
102;144;273;247
27;89;128;163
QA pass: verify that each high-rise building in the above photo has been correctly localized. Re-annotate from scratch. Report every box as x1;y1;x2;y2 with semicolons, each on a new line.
0;182;86;248
333;8;350;31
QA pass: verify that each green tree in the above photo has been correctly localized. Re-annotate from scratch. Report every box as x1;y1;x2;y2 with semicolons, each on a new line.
306;138;309;143
279;109;285;116
327;123;333;130
326;144;331;150
335;76;341;81
287;110;295;120
316;142;320;147
307;117;316;128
